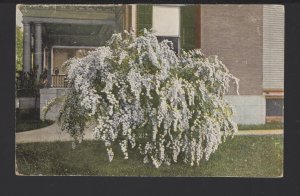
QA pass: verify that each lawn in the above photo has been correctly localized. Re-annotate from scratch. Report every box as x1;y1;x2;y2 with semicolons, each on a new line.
16;119;54;132
16;109;54;132
16;135;283;177
238;122;283;130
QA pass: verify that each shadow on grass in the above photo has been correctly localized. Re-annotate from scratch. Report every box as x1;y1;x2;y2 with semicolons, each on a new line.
16;109;54;132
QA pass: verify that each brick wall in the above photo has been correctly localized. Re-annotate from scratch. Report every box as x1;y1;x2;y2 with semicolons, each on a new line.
200;5;263;95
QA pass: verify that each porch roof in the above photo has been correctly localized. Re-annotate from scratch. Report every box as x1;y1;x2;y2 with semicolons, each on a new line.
19;4;119;20
20;4;122;46
43;23;115;46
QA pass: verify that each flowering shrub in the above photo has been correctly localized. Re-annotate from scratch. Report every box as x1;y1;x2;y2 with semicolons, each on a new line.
51;30;239;168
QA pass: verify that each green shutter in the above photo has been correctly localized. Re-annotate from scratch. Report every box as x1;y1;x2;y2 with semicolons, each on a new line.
137;5;152;35
180;6;196;51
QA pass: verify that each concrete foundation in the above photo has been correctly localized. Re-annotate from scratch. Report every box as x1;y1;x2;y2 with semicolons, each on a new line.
40;88;68;120
225;95;266;125
17;97;40;109
40;88;266;125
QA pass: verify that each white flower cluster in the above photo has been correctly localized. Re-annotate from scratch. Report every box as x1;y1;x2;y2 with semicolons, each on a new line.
57;29;239;168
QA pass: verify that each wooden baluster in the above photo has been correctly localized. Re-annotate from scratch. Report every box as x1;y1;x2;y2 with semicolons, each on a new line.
58;75;61;88
62;75;64;87
55;75;57;88
51;75;67;88
59;76;62;88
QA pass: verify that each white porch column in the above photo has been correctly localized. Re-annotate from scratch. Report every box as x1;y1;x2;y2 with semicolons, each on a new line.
22;22;31;73
34;22;43;79
47;47;52;87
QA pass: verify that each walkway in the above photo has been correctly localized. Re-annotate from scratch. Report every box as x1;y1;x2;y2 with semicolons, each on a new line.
15;123;284;144
236;129;283;136
16;123;94;144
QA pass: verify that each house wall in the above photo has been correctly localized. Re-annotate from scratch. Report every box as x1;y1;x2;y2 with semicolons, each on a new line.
51;47;96;75
201;5;265;124
200;4;263;96
52;48;69;74
263;5;284;91
39;5;284;125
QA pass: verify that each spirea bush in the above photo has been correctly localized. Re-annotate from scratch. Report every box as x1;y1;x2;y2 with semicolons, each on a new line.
49;30;239;168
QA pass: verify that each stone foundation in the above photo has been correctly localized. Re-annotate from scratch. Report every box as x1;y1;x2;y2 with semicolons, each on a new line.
225;95;266;125
17;97;40;109
40;88;266;125
40;88;69;120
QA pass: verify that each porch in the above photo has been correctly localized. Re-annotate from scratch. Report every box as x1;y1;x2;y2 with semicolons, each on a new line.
17;5;126;120
19;5;125;88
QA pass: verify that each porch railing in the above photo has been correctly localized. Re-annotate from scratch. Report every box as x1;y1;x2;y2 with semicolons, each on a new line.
51;74;67;88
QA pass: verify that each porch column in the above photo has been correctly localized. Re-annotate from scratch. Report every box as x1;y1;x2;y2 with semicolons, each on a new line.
22;22;31;73
34;22;43;79
47;47;52;88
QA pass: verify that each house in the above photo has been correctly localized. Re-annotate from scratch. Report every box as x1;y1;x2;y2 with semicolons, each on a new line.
18;4;284;124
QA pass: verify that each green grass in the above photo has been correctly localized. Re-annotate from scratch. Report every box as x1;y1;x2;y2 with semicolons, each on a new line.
16;135;283;177
16;109;54;132
238;122;283;130
16;119;54;132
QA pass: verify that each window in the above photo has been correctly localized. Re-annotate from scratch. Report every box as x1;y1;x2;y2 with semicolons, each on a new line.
266;98;284;116
156;36;179;54
266;97;284;123
137;5;153;35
